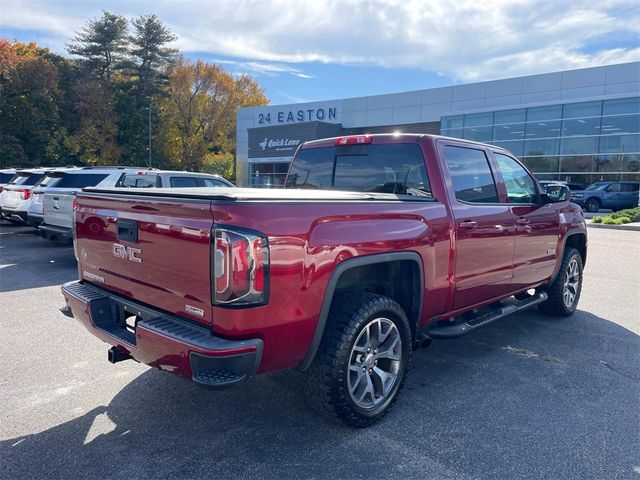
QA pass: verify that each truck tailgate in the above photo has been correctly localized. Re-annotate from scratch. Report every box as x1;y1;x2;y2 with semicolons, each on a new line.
44;190;76;228
75;192;215;325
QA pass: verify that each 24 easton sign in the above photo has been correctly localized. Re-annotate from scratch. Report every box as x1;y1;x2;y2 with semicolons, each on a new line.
257;107;338;125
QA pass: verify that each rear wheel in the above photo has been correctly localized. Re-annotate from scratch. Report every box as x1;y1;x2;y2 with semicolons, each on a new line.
584;198;601;212
539;247;583;316
305;292;412;428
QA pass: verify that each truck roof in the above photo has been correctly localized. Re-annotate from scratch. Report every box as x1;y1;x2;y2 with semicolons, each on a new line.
300;133;509;153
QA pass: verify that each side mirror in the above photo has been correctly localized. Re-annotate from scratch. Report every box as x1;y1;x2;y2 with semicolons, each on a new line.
544;184;570;203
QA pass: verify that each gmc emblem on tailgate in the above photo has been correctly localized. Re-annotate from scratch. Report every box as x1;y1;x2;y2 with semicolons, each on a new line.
112;243;142;263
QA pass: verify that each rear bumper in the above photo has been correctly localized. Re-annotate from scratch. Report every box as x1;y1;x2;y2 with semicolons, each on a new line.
39;223;73;241
1;207;28;223
61;281;263;389
27;212;44;228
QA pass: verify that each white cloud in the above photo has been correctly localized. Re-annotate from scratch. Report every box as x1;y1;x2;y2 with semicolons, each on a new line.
1;0;639;82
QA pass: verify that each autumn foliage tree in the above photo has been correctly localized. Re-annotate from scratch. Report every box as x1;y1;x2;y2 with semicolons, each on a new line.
158;57;268;172
0;11;269;174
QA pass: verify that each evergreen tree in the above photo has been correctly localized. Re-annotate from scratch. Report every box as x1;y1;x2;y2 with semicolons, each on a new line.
66;11;129;81
130;14;177;95
116;14;177;167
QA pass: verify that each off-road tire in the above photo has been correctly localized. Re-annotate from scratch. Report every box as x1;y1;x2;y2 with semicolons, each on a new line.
539;247;583;316
304;292;412;428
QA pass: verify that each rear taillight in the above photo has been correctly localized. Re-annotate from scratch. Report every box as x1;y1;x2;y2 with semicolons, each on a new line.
72;198;78;211
212;226;269;306
336;135;372;145
20;189;31;200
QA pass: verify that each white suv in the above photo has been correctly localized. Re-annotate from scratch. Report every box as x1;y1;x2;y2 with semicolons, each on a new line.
0;169;17;193
0;168;54;223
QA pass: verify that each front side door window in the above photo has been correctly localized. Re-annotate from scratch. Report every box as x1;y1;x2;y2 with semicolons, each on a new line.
493;153;538;203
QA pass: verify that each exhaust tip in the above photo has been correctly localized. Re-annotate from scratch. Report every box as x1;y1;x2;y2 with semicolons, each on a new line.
108;346;132;364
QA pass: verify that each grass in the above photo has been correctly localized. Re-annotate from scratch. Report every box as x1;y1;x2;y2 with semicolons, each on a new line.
592;207;640;225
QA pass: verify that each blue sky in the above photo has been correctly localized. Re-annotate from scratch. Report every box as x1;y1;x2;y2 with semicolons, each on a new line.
2;0;639;105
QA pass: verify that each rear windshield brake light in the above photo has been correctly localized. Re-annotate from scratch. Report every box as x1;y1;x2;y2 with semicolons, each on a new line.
335;135;372;145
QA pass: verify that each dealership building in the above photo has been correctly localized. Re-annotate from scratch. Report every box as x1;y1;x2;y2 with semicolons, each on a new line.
236;61;639;188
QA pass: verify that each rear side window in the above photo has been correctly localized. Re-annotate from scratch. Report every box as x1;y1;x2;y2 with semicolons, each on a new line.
202;178;229;187
621;183;639;192
120;173;159;188
11;173;44;185
170;176;199;188
54;173;109;188
287;144;432;197
0;173;15;183
444;146;499;203
37;174;63;187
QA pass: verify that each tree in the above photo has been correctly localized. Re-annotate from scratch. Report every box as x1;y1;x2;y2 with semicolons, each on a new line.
130;14;177;94
115;14;177;167
0;40;64;167
201;152;235;179
67;11;129;81
71;77;121;165
158;57;268;172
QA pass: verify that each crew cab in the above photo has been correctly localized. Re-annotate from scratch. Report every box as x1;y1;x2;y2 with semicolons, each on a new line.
60;134;587;427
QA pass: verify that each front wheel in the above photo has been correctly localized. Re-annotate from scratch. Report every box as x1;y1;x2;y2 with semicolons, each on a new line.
584;198;601;212
539;247;583;316
305;292;412;428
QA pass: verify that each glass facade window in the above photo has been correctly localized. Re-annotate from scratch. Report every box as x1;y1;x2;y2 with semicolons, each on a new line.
441;96;640;185
249;162;290;188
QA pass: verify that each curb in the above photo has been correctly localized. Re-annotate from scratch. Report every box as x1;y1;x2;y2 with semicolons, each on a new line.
587;222;640;232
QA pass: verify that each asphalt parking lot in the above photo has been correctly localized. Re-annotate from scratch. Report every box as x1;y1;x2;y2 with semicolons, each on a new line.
1;221;639;479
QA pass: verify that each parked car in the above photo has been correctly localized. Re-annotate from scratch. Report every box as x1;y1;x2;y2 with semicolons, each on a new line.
41;168;234;242
0;168;17;193
61;134;587;427
570;181;640;212
538;180;586;192
26;167;100;229
0;168;52;222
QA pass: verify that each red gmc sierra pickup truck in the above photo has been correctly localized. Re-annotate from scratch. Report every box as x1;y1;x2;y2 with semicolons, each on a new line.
60;134;587;427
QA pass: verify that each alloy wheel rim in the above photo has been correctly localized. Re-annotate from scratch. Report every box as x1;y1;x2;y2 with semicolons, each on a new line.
347;317;402;409
563;258;580;308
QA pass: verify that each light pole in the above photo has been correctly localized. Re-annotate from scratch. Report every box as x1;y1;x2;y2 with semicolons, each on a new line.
148;103;152;168
143;103;154;168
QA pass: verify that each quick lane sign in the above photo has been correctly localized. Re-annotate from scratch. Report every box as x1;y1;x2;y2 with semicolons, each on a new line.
248;121;343;158
257;107;338;125
258;138;301;152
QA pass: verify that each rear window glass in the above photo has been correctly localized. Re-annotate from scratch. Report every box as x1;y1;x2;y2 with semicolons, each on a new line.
0;173;15;183
120;173;159;188
444;146;499;203
286;144;432;197
170;176;200;188
37;174;63;187
11;173;44;185
202;178;229;187
52;173;109;188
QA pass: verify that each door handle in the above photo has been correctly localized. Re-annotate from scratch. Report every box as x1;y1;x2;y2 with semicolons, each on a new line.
516;217;530;225
458;220;478;230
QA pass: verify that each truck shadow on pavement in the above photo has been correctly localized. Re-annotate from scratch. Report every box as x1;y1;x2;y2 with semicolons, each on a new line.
0;222;77;293
2;310;639;479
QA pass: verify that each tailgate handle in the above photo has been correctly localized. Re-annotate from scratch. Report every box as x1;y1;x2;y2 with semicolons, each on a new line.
117;219;138;243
